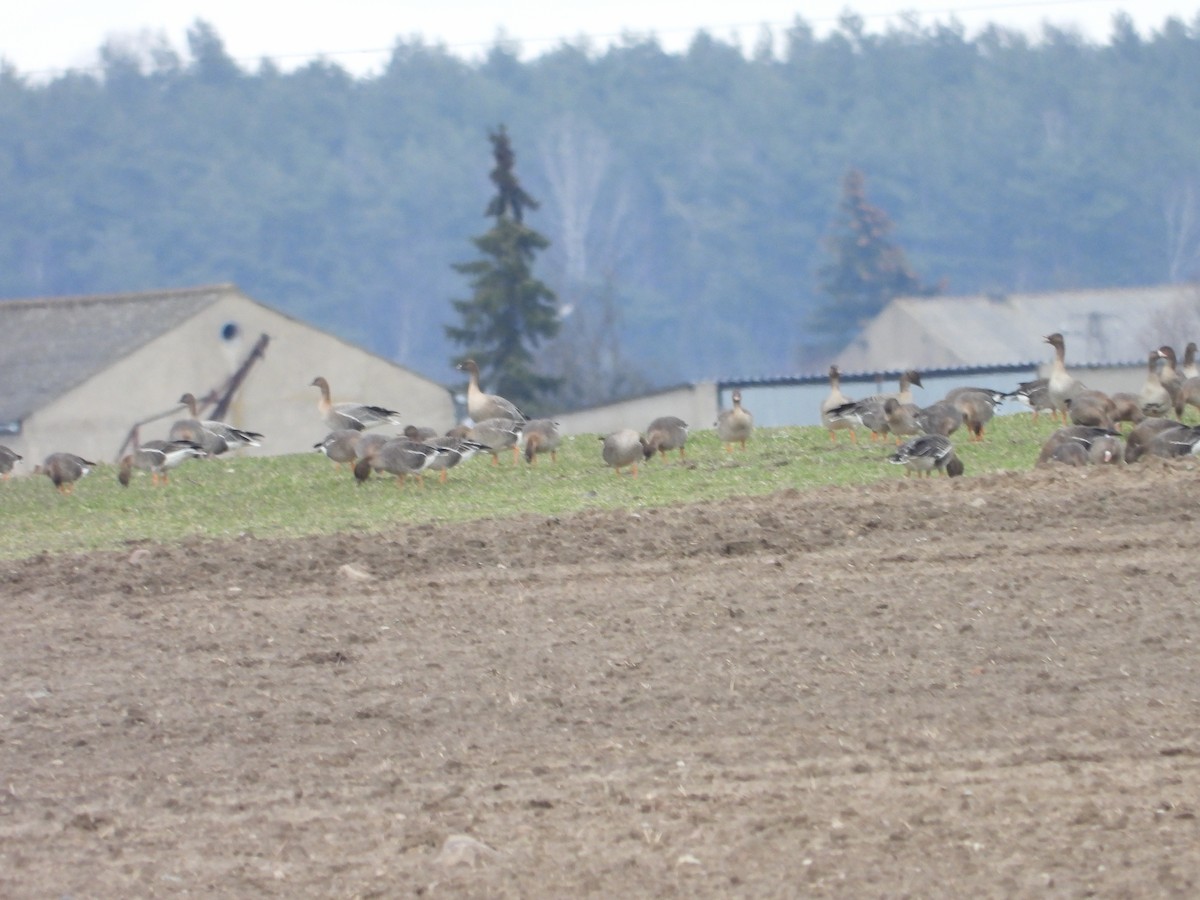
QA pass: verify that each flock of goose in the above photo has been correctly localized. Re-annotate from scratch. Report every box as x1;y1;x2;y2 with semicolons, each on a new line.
8;333;1197;494
822;334;1200;476
337;368;757;483
1;363;759;494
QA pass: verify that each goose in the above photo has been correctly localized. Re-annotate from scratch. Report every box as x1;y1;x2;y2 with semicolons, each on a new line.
1008;377;1054;421
716;389;754;452
118;439;205;486
914;399;964;437
1044;333;1086;421
893;371;923;405
1137;350;1173;418
522;418;562;464
354;432;391;463
314;429;363;470
0;445;21;480
883;398;922;441
427;437;489;482
1129;421;1200;460
1183;342;1199;379
826;370;923;441
467;417;524;465
37;452;95;494
1043;439;1089;467
310;376;402;432
600;429;651;476
1066;389;1117;430
403;424;440;442
1042;432;1122;466
820;365;857;442
456;359;527;425
1177;375;1200;420
1158;345;1185;416
945;387;1005;441
645;416;688;460
1088;432;1124;464
1108;392;1146;428
1122;417;1185;463
170;393;264;456
887;434;963;477
1036;425;1123;467
353;436;439;487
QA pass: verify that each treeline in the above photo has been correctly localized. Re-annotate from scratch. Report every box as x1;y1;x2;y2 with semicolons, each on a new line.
2;14;1199;402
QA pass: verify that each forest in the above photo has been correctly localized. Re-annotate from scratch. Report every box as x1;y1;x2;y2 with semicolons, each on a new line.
2;13;1199;405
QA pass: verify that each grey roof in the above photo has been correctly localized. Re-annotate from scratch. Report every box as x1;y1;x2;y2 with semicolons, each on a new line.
0;285;229;425
834;284;1200;371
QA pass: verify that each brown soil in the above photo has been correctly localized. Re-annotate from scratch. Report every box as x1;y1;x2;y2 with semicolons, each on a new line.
2;462;1200;897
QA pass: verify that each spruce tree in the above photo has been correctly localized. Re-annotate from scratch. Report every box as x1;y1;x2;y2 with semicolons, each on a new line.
447;125;561;411
811;169;941;354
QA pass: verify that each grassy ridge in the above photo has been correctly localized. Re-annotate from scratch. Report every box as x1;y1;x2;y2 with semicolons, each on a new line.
0;415;1064;560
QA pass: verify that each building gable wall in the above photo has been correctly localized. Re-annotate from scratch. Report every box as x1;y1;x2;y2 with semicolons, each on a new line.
11;291;454;463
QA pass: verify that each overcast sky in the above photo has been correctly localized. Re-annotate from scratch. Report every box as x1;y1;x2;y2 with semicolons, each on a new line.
3;0;1198;79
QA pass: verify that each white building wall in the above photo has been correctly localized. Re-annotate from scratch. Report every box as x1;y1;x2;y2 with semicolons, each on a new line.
553;382;720;437
12;293;454;464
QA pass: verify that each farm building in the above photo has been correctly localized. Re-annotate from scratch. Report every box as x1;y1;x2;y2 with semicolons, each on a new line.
0;284;455;465
834;284;1200;374
551;369;1040;435
555;284;1200;434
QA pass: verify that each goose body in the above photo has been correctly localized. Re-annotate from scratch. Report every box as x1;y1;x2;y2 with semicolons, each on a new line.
1158;346;1185;416
354;437;439;486
914;399;964;437
171;393;264;455
1036;426;1123;467
887;434;963;477
1044;439;1090;466
1138;351;1173;417
1042;434;1122;466
314;429;363;468
716;390;754;452
1178;375;1200;419
355;432;391;463
946;387;1005;441
1131;421;1200;460
457;359;527;425
645;416;688;459
1087;433;1124;464
522;419;562;464
119;439;205;486
403;424;440;443
427;437;489;482
820;365;857;442
1183;342;1199;379
601;429;650;476
1108;392;1146;427
39;452;95;493
1044;333;1086;420
467;417;524;465
310;376;402;431
826;370;922;441
1008;378;1054;420
1123;417;1187;463
1067;389;1117;430
0;445;21;480
883;398;922;441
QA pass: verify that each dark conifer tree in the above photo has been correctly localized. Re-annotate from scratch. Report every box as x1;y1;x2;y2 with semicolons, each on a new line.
447;125;561;411
811;169;942;353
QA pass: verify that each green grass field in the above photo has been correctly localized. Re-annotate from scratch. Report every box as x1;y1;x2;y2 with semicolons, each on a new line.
0;414;1066;560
